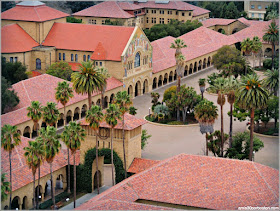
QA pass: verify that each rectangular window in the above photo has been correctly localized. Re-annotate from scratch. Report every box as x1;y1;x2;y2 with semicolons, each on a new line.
176;11;178;15
160;18;164;24
189;12;192;16
71;54;74;61
258;5;261;9
146;17;149;23
14;57;18;62
251;5;255;9
88;55;90;61
10;57;13;63
83;55;86;62
63;53;65;61
59;53;61;60
258;13;262;18
182;12;185;16
75;54;78;62
146;9;149;13
99;62;102;66
95;61;98;66
168;10;172;15
160;10;164;14
251;13;254;17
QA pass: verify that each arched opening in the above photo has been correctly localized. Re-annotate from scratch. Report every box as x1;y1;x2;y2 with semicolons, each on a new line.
184;65;188;77
57;113;64;127
36;58;41;70
135;81;141;97
44;180;51;199
22;196;27;210
31;125;38;138
194;62;197;73
17;130;22;136
174;71;177;81
218;28;225;34
158;75;163;87
66;110;72;124
73;107;80;121
198;60;202;71
55;174;64;190
163;73;168;85
11;196;20;210
23;126;31;138
41;122;47;129
189;64;193;74
235;42;241;51
264;48;272;57
152;78;157;89
143;79;148;94
128;85;133;97
232;28;239;34
35;185;43;202
81;104;87;118
169;72;173;82
109;94;115;104
96;99;101;107
4;205;8;210
207;57;211;67
104;96;109;108
203;58;207;69
94;170;102;189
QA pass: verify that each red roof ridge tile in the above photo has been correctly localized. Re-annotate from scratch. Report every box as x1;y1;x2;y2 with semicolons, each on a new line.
115;1;133;18
21;79;32;103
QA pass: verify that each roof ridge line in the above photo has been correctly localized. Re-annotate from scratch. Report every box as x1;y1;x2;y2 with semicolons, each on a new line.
252;162;278;200
34;6;42;22
15;145;24;168
21;81;32;104
115;1;133;18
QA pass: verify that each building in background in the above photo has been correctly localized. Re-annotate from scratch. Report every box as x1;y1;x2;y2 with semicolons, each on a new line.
244;1;270;20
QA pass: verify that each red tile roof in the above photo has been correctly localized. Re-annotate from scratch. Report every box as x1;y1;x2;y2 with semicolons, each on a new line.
91;42;107;61
118;2;143;11
80;113;146;131
68;62;82;71
1;3;69;22
77;154;279;210
202;18;237;28
31;70;42;77
72;1;134;19
185;3;210;17
1;74;123;126
42;23;134;61
1;136;80;191
151;26;238;73
127;158;160;174
1;24;39;53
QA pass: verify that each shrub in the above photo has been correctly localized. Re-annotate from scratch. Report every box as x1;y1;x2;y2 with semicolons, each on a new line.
263;59;272;69
154;104;169;116
163;86;176;102
168;121;183;125
128;106;137;115
39;191;71;209
141;129;151;149
66;16;82;23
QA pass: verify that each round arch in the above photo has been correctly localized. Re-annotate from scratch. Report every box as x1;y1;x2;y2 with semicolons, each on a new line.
163;73;168;85
57;113;64;127
143;79;148;94
35;185;43;202
31;125;38;138
158;75;163;87
81;104;87;118
128;85;133;97
11;196;21;210
184;65;188;77
169;71;173;82
152;77;157;89
55;174;64;190
189;63;193;74
22;196;28;210
73;107;80;121
198;60;202;71
66;110;72;124
207;57;211;67
109;94;115;104
44;180;51;198
174;70;177;81
203;58;207;69
17;130;22;136
232;28;239;34
104;96;109;108
96;99;101;107
135;81;142;97
194;62;197;73
264;48;272;57
23;126;31;138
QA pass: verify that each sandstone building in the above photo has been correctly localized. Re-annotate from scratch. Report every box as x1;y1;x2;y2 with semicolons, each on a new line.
244;1;271;20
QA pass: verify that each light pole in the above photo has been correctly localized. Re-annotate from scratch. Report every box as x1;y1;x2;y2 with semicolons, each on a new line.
149;107;151;118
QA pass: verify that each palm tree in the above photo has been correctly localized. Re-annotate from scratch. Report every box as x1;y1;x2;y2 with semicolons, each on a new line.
85;105;104;194
40;126;61;209
1;125;21;209
23;141;40;210
61;122;85;208
241;38;252;74
263;69;279;96
209;77;227;157
263;22;279;69
224;76;239;148
97;67;110;109
251;36;262;68
42;102;59;126
27;101;43;136
194;100;218;156
267;10;278;23
115;91;132;179
198;78;206;100
55;81;73;194
71;61;105;109
1;173;11;202
236;74;269;161
105;104;121;186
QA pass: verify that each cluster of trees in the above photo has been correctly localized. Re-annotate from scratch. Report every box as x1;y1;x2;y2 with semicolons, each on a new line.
144;19;202;42
264;2;279;21
46;61;73;81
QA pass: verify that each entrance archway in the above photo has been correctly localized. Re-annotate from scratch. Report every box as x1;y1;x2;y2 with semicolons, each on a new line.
163;73;168;85
135;81;141;97
11;196;20;210
128;85;133;97
36;58;41;70
152;78;157;89
22;196;27;210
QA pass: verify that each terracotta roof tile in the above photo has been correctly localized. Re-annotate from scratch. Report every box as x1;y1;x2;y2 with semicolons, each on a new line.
1;74;123;126
202;18;237;28
80;113;146;131
68;62;82;71
128;158;160;174
117;2;143;10
42;23;134;61
1;24;39;53
1;4;69;22
31;70;42;77
77;154;279;210
73;1;134;19
91;42;107;61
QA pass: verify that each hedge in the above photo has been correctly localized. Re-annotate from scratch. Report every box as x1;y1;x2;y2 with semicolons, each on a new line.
68;148;125;193
39;191;71;209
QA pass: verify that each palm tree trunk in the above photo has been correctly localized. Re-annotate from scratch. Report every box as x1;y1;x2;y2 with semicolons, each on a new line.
67;148;70;193
9;151;12;210
88;93;92;109
33;173;36;210
229;103;233;148
73;152;76;208
205;133;208;156
176;76;181;121
272;43;275;69
220;104;224;157
37;165;41;209
111;128;115;186
101;91;104;109
95;134;100;194
50;162;55;210
122;115;127;179
249;109;255;161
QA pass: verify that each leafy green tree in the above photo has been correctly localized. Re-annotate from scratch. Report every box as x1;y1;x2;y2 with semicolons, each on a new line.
85;105;104;194
1;76;19;114
151;92;161;111
251;36;262;68
71;61;105;109
221;62;243;77
1;173;10;202
42;102;59;126
1;1;15;12
264;2;279;21
225;132;264;160
104;19;124;26
223;2;239;19
115;91;132;178
207;130;229;157
62;122;85;208
27;101;42;133
1;57;28;84
267;96;279;129
141;129;152;150
154;104;169;117
128;106;137;115
1;125;21;209
236;74;268;161
66;16;82;23
263;69;279;96
46;61;73;81
105;104;121;186
65;1;96;13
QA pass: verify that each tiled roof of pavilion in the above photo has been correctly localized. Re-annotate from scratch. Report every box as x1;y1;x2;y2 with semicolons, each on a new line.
201;18;237;28
127;158;160;174
77;154;279;210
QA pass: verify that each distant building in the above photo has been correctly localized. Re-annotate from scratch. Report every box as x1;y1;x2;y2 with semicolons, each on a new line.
244;1;271;20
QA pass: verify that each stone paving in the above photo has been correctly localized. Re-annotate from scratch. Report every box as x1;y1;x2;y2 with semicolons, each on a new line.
132;67;279;170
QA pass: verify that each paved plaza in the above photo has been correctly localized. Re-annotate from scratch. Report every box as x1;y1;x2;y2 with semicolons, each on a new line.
133;67;279;170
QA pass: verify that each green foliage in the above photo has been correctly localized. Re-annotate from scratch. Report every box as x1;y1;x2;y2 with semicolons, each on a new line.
263;69;279;95
66;16;82;23
1;124;21;153
1;173;10;202
163;86;177;102
264;2;279;21
141;129;151;150
65;1;96;13
115;91;132;115
263;59;273;69
151;92;161;111
168;121;184;125
207;130;229;157
104;19;124;26
194;99;218;125
225;132;264;160
86;105;104;131
2;57;28;84
46;61;73;81
207;72;221;86
1;1;15;12
198;78;206;86
42;102;59;126
1;76;19;114
39;191;71;209
154;104;169;116
144;19;202;42
128;106;137;115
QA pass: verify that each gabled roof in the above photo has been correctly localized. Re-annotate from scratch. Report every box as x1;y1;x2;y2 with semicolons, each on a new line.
1;2;69;22
128;158;160;174
42;23;134;61
1;136;80;191
1;24;39;53
117;2;143;10
91;42;107;61
77;154;279;210
80;113;146;131
202;18;237;28
72;1;134;19
1;74;123;126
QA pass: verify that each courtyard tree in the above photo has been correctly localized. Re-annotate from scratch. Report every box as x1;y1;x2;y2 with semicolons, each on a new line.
1;58;28;84
46;61;73;81
251;36;262;68
235;74;269;161
97;67;110;109
1;173;10;202
27;101;43;136
55;81;74;193
221;62;243;77
71;61;105;109
105;104;121;186
198;78;206;99
115;91;132;179
129;106;137;115
1;76;19;114
267;96;279;129
151;92;161;111
263;69;279;96
62;122;85;208
42;102;59;126
194;100;218;156
85;105;104;194
206;130;229;157
1;125;21;209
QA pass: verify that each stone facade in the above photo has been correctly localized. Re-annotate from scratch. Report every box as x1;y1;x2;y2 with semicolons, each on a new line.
244;1;270;20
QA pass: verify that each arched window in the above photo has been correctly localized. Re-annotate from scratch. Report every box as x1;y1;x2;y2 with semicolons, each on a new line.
134;52;140;68
75;54;78;62
87;55;90;61
71;54;74;61
83;55;86;62
63;53;65;61
36;58;41;70
59;53;61;60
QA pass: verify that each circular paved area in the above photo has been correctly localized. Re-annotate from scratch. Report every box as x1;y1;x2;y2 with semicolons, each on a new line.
133;67;279;170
